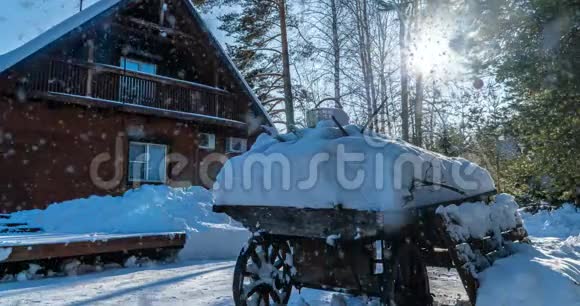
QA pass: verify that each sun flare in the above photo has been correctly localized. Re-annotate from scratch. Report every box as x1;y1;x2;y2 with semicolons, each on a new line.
409;27;458;78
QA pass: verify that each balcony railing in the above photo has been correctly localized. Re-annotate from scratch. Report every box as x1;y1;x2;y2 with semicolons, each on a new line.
25;58;243;122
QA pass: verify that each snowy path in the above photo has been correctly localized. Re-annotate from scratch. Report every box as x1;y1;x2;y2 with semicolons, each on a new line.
0;260;468;306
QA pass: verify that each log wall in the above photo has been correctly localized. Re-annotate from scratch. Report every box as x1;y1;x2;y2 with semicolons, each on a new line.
0;96;242;213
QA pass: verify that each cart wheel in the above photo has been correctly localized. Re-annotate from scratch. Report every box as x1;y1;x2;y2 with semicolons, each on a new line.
389;242;432;306
233;237;293;306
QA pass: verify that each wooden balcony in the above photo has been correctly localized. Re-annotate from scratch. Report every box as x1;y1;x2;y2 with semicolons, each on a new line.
23;58;246;127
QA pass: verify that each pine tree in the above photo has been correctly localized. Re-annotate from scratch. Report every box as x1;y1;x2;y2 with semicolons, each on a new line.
460;0;580;201
197;0;296;128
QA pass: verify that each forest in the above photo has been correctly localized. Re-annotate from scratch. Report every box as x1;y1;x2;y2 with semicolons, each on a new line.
196;0;579;205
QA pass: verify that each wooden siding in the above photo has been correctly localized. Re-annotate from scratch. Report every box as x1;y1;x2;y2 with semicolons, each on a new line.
0;0;263;213
0;96;244;213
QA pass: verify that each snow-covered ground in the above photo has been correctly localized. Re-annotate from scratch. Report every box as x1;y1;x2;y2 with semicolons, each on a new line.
0;259;468;306
477;236;580;306
521;204;580;239
0;239;574;306
475;204;580;306
0;199;577;305
3;185;249;261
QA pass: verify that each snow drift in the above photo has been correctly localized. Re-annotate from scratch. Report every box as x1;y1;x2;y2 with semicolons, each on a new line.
7;185;249;260
476;202;580;306
436;196;580;306
520;203;580;239
214;122;495;211
477;236;580;306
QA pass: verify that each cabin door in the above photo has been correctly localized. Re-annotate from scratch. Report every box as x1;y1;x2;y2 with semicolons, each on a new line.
119;57;157;106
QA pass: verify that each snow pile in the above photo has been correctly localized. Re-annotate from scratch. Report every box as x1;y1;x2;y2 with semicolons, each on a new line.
437;195;580;305
7;185;248;260
436;193;522;241
520;203;580;239
0;247;12;262
458;199;580;305
477;239;580;306
214;123;495;212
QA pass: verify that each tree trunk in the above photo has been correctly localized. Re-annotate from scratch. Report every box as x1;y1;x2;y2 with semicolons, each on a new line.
415;72;423;146
362;0;378;131
399;13;410;141
378;14;390;135
379;64;388;135
354;1;373;129
279;0;295;128
330;0;341;109
429;93;435;149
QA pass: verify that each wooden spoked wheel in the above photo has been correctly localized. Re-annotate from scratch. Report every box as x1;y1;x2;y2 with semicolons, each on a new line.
233;237;293;306
390;242;432;306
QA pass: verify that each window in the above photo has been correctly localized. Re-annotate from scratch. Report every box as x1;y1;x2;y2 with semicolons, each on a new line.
199;133;216;150
120;57;157;75
119;57;157;105
226;137;247;153
128;142;167;183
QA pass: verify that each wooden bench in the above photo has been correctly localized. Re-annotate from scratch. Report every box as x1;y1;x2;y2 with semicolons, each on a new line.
0;232;186;263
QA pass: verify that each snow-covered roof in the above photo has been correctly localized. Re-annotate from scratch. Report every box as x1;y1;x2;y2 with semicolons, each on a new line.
0;0;274;127
0;0;121;73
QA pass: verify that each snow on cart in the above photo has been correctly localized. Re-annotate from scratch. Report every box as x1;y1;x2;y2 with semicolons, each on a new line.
213;113;529;306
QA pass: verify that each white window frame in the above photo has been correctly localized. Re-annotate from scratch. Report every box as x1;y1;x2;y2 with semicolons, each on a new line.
120;57;157;75
226;137;248;153
199;133;216;150
128;141;167;183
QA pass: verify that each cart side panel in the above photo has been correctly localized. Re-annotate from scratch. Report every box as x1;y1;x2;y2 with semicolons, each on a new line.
214;205;383;239
291;237;382;296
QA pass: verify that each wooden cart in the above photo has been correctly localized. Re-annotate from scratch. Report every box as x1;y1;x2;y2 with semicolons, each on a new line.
213;192;529;306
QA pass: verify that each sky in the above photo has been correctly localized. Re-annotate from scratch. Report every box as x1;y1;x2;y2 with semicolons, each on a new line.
0;0;227;56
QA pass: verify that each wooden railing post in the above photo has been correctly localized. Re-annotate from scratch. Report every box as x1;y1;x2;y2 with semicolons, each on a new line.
85;39;95;97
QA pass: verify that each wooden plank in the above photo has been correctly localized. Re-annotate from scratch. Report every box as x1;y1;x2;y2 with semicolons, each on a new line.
2;233;186;263
86;39;95;96
466;227;528;256
123;17;200;42
291;237;381;296
0;228;42;234
422;247;453;268
435;216;479;305
159;0;166;26
38;92;247;129
213;205;391;239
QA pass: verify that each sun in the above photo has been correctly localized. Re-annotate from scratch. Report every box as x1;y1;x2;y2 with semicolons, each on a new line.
409;29;455;77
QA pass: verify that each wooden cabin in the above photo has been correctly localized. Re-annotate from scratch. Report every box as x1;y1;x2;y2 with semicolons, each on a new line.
0;0;273;213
